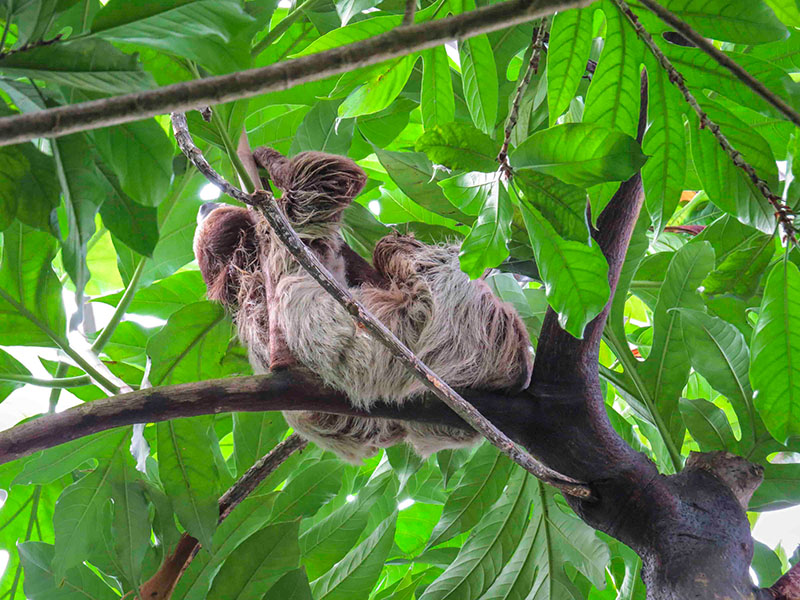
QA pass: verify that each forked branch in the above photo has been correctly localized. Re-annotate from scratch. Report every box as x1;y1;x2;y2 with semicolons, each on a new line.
170;111;592;499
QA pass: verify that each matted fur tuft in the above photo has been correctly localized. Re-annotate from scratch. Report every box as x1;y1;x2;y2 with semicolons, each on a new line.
195;147;533;462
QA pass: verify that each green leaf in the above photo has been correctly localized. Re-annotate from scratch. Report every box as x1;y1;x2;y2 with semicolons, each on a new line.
439;171;498;217
291;99;355;156
764;0;800;27
356;98;414;148
640;242;715;445
419;470;533;600
459;181;512;278
481;481;610;598
14;429;130;486
427;443;514;548
0;38;152;93
295;15;400;56
642;55;686;235
93;270;206;320
93;120;173;208
157;416;220;548
208;520;301;600
547;7;593;124
374;148;469;220
702;234;774;299
263;569;313;600
339;55;416;119
249;105;310;154
459;34;498;134
679;397;737;451
232;412;287;476
19;542;117;600
421;46;455;130
386;445;424;489
270;460;344;522
300;470;394;579
14;0;80;45
13;142;61;233
0;146;29;232
583;0;643;138
335;0;380;25
658;0;787;44
677;309;757;449
521;204;610;339
415;123;500;172
92;0;254;74
52;434;129;579
510;123;648;187
111;463;151;587
516;170;590;243
0;347;29;403
147;301;234;386
688;102;777;234
311;512;397;600
751;463;800;510
0;221;66;346
435;448;470;489
750;260;800;444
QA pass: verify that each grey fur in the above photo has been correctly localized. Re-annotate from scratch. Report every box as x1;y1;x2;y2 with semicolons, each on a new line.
194;149;532;463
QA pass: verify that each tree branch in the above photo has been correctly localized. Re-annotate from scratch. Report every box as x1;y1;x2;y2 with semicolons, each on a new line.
171;111;591;499
613;0;797;245
771;558;800;600
635;0;800;129
0;0;592;147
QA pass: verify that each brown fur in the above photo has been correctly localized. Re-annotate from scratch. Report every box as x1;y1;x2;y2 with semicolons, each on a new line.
194;148;533;462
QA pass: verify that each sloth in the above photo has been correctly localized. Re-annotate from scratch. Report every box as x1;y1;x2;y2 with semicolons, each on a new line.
193;147;533;463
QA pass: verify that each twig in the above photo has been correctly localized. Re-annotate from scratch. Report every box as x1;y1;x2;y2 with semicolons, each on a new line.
612;0;797;245
0;34;62;59
635;0;800;129
171;113;592;499
497;18;548;177
0;0;593;147
129;435;307;600
0;373;91;388
403;0;417;25
769;553;800;599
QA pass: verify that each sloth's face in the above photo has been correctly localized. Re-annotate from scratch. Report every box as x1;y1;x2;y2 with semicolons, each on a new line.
193;203;259;306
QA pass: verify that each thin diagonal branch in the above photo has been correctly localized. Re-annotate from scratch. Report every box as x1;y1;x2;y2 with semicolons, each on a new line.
171;112;592;499
635;0;800;129
770;554;800;599
403;0;417;26
497;18;548;177
0;0;592;147
613;0;797;245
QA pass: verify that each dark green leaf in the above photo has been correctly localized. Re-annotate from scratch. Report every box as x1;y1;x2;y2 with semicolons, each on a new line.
658;0;787;44
93;271;206;320
679;397;737;451
458;180;512;278
270;459;344;522
290;99;354;156
516;170;590;243
19;542;117;600
421;46;455;130
415;123;500;172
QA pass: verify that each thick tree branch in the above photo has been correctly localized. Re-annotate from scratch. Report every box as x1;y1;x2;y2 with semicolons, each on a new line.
0;0;592;146
171;111;591;499
635;0;800;129
614;0;797;244
771;559;800;600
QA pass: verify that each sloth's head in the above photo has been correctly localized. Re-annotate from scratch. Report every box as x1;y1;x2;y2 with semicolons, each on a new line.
193;203;260;307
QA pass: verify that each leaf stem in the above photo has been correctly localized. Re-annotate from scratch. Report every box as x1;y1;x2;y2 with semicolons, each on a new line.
0;373;91;388
252;0;318;57
91;258;146;354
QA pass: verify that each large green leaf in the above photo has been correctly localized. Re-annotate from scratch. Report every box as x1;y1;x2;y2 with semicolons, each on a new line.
439;171;498;217
702;233;774;300
0;146;29;232
232;412;287;476
157;416;220;548
521;204;610;339
656;0;787;44
339;55;416;118
311;512;397;600
547;6;593;124
208;520;301;600
750;260;800;444
92;0;254;74
419;470;533;600
427;443;514;549
460;34;498;134
0;347;29;403
481;481;610;598
641;55;686;235
679;397;737;452
111;462;151;588
458;181;513;279
583;0;643;138
355;98;413;148
764;0;800;27
0;222;66;346
147;301;237;386
510;123;647;188
415;123;500;173
640;242;715;445
290;99;354;156
19;542;117;600
93;120;173;208
421;46;455;130
94;270;206;320
516;170;590;243
677;309;757;449
12;143;61;233
269;460;344;522
0;39;152;93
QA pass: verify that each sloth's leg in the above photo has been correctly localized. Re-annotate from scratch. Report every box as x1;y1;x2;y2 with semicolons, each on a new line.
283;411;406;464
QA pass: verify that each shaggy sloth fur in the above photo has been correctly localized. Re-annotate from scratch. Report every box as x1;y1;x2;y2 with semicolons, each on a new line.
194;148;533;463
